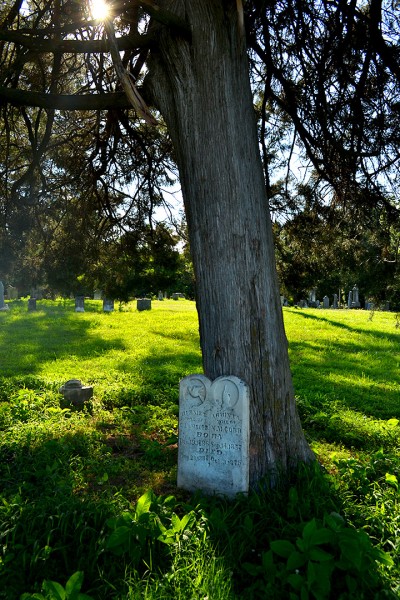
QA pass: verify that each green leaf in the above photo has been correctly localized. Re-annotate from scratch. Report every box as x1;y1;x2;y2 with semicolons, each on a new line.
385;472;398;488
386;418;399;428
261;550;274;570
302;519;318;542
42;581;66;600
135;491;153;518
271;539;296;558
106;526;131;551
179;511;194;531
374;548;394;567
300;584;310;600
308;547;334;562
346;574;357;594
242;562;263;577
243;514;254;533
171;513;182;532
307;560;317;586
287;550;307;571
338;536;363;571
309;528;333;547
65;572;84;597
286;573;304;592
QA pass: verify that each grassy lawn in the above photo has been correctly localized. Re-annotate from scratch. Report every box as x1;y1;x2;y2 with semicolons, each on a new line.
0;300;399;599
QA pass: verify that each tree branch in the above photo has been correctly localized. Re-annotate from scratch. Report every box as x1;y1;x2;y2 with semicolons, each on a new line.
0;29;154;53
137;0;190;39
0;87;132;110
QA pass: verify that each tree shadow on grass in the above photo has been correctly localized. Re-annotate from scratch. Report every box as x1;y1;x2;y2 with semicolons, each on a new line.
288;308;400;342
0;306;126;379
288;311;400;411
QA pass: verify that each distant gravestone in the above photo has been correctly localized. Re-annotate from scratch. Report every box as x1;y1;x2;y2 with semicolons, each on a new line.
8;286;18;300
94;289;102;300
137;298;151;311
0;282;8;311
178;374;249;497
172;293;179;300
158;291;164;301
347;290;353;308
28;298;37;311
75;296;85;312
31;288;43;300
333;294;338;309
352;285;360;308
323;295;329;308
103;298;114;312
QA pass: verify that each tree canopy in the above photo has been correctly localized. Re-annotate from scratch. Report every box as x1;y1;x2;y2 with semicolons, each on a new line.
0;0;399;297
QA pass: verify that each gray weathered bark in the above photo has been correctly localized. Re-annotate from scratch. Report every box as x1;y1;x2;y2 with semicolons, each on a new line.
147;0;314;486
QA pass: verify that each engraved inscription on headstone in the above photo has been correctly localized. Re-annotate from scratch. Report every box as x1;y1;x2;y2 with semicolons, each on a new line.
178;374;249;497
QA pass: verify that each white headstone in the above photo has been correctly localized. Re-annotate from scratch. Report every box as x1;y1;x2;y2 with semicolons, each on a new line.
178;374;249;497
75;296;85;312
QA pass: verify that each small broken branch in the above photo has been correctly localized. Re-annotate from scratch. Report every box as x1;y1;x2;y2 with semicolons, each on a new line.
104;18;157;126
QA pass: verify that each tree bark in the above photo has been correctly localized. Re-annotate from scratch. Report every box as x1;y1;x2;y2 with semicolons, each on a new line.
147;0;314;486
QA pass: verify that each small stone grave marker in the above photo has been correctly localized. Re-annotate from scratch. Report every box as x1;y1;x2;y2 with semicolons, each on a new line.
178;374;249;497
59;379;93;410
137;298;151;311
28;298;37;311
75;296;85;312
8;286;18;300
0;282;8;311
103;298;114;312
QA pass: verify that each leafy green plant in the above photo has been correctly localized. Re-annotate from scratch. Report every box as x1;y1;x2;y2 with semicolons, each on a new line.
105;491;203;569
243;514;393;599
20;571;93;600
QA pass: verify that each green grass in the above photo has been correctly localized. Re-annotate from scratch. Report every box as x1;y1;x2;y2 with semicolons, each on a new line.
0;299;399;599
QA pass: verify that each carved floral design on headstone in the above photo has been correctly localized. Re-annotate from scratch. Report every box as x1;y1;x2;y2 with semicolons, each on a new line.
178;374;249;497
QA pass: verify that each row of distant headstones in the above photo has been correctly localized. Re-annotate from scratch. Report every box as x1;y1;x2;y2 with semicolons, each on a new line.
0;282;185;312
281;287;391;311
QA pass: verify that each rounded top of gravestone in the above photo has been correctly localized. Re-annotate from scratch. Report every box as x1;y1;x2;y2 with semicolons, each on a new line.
63;379;83;389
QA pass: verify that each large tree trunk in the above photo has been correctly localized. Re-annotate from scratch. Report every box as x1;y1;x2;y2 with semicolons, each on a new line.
147;0;314;486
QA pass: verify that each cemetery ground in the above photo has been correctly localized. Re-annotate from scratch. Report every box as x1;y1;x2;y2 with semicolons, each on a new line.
0;300;399;599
